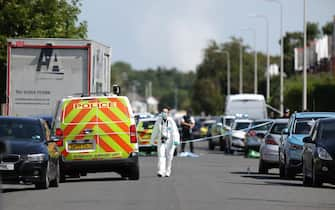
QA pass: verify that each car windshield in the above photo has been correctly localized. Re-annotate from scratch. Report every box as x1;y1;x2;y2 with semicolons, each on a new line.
319;122;335;142
293;120;314;135
234;122;250;130
0;120;42;141
251;121;272;131
142;121;156;129
225;118;234;127
270;123;288;135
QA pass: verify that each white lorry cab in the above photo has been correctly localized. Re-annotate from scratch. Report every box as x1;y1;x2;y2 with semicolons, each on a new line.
225;94;268;120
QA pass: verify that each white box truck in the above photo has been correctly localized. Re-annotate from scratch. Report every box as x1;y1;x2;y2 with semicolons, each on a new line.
5;38;111;116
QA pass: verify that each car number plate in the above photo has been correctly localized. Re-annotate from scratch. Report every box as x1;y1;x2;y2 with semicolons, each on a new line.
0;163;14;171
68;143;94;151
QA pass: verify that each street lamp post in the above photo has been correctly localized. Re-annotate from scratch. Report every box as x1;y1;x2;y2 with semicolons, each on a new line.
240;40;243;94
250;14;270;101
303;0;307;111
265;0;284;116
241;27;257;94
222;51;231;96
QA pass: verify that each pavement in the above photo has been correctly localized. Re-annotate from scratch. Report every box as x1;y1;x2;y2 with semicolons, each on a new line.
1;141;335;210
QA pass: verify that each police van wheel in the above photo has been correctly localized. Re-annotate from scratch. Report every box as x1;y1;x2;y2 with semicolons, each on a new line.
59;170;66;183
128;165;140;180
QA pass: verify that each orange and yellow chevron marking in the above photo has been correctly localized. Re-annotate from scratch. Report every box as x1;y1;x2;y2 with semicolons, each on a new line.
98;122;133;154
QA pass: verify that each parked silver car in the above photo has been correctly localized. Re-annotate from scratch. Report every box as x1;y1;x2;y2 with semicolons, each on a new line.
258;118;289;174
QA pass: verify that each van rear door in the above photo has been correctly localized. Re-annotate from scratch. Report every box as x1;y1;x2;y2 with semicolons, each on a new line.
95;97;135;159
61;98;99;161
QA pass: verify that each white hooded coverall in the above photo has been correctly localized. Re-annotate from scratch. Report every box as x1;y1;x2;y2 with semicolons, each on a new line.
150;116;180;176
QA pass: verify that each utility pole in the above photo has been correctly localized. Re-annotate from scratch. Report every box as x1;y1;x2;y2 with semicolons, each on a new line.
303;0;307;111
239;40;243;94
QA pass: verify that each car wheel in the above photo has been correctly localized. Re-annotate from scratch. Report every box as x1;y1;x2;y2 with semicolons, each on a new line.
35;163;50;189
59;168;66;183
49;161;60;188
219;138;225;151
302;161;312;186
284;165;295;179
128;163;140;180
312;163;322;187
208;139;215;150
279;158;285;178
258;159;268;174
244;147;249;158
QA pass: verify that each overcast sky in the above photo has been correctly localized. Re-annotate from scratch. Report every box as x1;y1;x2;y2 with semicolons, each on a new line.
79;0;335;71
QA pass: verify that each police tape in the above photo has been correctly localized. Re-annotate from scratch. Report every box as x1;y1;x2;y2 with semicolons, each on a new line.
178;121;273;144
179;133;229;144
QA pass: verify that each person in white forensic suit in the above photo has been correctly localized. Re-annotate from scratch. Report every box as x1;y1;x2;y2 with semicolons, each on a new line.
150;107;180;177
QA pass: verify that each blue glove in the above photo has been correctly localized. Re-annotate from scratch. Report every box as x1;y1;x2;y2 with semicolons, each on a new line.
173;141;179;146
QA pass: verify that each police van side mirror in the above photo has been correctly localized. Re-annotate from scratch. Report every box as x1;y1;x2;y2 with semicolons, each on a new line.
112;85;121;96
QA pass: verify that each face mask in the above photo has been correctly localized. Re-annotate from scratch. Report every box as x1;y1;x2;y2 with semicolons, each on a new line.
161;112;168;120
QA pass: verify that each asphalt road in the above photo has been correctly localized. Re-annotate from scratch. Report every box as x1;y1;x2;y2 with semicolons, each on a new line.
1;142;335;210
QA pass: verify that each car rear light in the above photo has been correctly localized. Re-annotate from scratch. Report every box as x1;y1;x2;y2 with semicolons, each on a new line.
265;136;277;145
130;125;137;143
55;128;63;137
248;130;256;137
55;128;64;147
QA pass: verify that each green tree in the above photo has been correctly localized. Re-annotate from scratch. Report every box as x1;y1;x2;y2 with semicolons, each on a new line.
110;62;195;111
282;22;322;76
283;32;303;76
307;22;321;41
192;37;271;115
322;21;333;35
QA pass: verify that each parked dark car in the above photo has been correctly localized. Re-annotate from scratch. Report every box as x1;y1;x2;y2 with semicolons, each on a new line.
0;117;60;189
302;118;335;187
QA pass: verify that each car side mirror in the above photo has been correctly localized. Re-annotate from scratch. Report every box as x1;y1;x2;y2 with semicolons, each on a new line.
303;136;314;144
49;136;60;143
282;128;289;135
